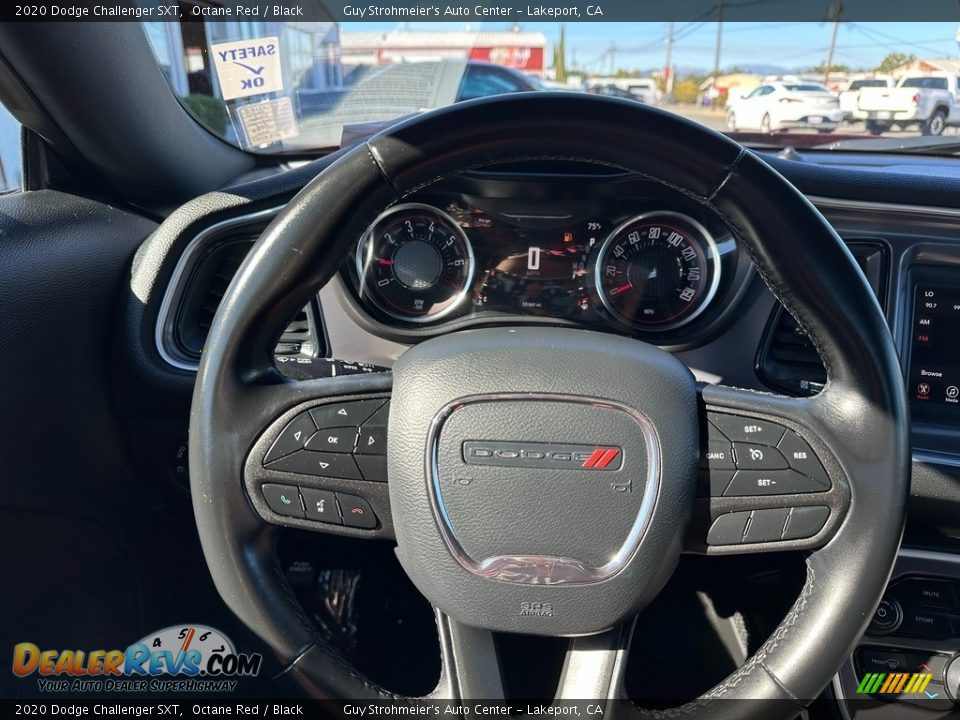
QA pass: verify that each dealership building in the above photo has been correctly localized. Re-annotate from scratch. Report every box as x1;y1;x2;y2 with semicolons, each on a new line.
340;28;548;75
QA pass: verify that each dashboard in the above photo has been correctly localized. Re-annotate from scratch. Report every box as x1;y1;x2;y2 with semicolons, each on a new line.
340;171;752;347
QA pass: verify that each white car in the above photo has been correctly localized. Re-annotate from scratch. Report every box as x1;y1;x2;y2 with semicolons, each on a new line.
838;77;894;121
726;81;842;133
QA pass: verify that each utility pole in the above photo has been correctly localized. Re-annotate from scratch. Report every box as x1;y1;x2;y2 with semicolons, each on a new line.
824;1;843;87
712;1;724;106
664;21;675;99
609;41;616;75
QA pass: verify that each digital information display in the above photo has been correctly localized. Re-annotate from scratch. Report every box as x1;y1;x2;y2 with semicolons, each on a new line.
909;285;960;415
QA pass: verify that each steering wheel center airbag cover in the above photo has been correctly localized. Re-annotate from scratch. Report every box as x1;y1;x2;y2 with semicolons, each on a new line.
390;326;698;635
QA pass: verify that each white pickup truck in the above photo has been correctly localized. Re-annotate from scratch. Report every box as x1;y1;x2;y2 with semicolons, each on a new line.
857;72;960;135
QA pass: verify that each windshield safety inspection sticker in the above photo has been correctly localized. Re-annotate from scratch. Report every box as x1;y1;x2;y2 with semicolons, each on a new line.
237;97;300;148
210;36;283;101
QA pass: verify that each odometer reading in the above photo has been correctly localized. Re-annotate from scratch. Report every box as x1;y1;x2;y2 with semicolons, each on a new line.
596;211;720;330
357;204;475;323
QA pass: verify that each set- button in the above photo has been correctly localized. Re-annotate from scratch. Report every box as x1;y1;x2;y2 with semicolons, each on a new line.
698;412;831;497
263;399;389;482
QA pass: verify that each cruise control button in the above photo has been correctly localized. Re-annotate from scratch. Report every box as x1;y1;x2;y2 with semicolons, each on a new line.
266;450;363;480
724;469;828;496
743;508;791;543
899;607;952;639
698;470;735;497
776;431;829;485
356;454;387;482
894;578;958;609
262;483;304;518
709;413;786;445
706;511;750;545
299;487;342;524
305;426;358;453
310;399;385;429
356;426;387;455
781;506;829;540
263;412;317;464
337;493;378;529
733;443;789;470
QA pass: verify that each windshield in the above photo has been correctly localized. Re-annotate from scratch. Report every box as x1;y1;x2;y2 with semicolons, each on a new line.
145;20;960;155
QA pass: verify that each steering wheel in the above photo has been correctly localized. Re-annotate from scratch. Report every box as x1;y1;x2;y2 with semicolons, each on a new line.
190;93;909;714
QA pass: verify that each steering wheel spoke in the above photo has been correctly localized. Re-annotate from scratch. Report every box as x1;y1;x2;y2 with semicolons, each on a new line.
240;372;394;538
688;383;850;555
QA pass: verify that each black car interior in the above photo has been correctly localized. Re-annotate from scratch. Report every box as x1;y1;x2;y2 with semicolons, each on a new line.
4;20;960;720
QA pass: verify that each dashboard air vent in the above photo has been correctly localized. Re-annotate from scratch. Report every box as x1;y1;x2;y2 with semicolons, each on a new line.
171;237;325;363
756;241;888;396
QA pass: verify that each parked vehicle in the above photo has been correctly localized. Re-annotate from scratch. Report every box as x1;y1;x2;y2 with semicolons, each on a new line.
586;84;638;100
838;77;894;121
623;78;661;104
726;81;842;132
857;72;960;135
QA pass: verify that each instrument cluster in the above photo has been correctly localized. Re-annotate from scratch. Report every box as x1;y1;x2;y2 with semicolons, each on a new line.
347;175;747;345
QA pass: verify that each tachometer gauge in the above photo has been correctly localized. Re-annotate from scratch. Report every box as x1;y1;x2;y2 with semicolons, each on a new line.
357;204;475;323
595;211;721;331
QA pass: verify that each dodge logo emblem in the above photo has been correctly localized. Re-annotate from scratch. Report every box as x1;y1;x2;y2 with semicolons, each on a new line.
462;441;623;471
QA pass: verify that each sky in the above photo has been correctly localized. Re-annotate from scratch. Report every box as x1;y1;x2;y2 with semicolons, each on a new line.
340;22;960;73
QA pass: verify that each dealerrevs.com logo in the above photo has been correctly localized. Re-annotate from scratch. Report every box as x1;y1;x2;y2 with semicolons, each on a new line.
12;625;262;693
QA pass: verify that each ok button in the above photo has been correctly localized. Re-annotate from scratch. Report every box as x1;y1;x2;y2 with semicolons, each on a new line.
306;427;358;453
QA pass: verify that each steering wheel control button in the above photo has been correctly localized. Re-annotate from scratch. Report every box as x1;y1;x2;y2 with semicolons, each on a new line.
781;506;830;540
868;599;903;635
355;455;387;482
708;413;787;446
309;399;386;429
700;442;735;470
263;411;317;465
337;493;378;529
364;401;390;426
266;450;363;480
732;442;789;470
698;469;735;497
356;426;387;455
743;508;791;544
899;607;951;639
299;487;342;525
262;483;305;519
776;431;829;485
706;511;751;545
723;469;827;496
305;426;358;453
893;578;959;609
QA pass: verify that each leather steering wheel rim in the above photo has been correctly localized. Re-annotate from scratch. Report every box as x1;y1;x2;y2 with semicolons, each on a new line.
190;93;909;713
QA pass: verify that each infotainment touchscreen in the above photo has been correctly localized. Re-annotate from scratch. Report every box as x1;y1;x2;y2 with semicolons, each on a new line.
909;284;960;416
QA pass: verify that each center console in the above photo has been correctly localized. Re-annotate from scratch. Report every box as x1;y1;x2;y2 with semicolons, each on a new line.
835;550;960;718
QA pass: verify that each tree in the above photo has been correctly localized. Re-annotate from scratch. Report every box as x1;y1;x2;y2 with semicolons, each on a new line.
553;25;567;83
877;52;915;74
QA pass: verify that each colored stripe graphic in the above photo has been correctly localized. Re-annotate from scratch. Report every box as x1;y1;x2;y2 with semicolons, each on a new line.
582;449;606;468
856;673;933;695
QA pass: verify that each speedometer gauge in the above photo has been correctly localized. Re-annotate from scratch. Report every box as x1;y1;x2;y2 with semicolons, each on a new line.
595;211;721;331
357;204;475;323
